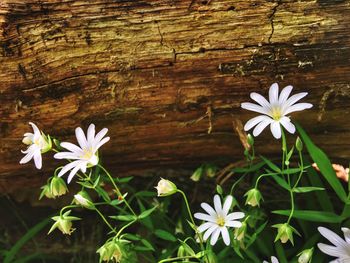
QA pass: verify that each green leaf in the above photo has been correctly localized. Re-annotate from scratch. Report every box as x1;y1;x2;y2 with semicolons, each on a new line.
134;191;157;197
293;187;325;193
270;174;290;191
95;186;111;202
154;229;177;242
110;215;137;221
115;176;134;183
140;239;155;251
272;209;345;223
261;156;281;173
231;161;265;173
296;124;347;202
4;218;50;263
138;206;158;219
216;185;223;195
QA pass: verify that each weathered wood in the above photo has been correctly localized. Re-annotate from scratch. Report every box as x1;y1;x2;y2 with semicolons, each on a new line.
1;0;350;193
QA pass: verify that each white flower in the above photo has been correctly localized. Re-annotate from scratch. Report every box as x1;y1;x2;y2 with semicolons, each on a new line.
20;122;51;169
263;256;279;263
194;195;244;246
155;178;177;197
54;124;110;183
317;226;350;262
241;83;313;139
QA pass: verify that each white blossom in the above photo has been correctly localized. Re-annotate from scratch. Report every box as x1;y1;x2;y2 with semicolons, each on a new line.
54;124;109;183
194;195;244;246
317;226;350;262
263;256;279;263
20;122;51;169
241;83;312;139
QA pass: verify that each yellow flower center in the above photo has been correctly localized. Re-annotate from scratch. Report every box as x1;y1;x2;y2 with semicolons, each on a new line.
270;106;282;121
216;216;225;227
82;149;93;160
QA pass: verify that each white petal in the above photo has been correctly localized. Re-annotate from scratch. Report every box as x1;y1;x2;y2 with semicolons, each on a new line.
226;212;245;221
221;227;230;246
250;92;271;109
200;203;216;216
271;256;279;263
67;163;83;184
87;124;96;144
342;228;350;243
33;151;42;169
194;213;216;223
318;227;349;252
269;83;279;104
283;103;313;115
284;92;308;107
225;220;242;228
270;121;281;139
54;152;81;160
241;102;269;115
29;122;41;136
222;196;233;216
20;150;35;164
94;128;109;145
244;115;270;131
57;161;80;177
21;144;37;154
252;118;273;136
279;117;296;134
60;142;83;155
75;127;88;149
317;243;346;257
213;195;222;214
93;136;110;152
278;85;293;104
203;224;218;241
210;227;221;246
198;222;214;233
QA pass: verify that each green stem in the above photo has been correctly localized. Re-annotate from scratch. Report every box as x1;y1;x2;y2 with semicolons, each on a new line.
116;219;137;237
98;164;136;216
177;189;207;262
158;255;198;263
95;207;117;234
59;205;80;217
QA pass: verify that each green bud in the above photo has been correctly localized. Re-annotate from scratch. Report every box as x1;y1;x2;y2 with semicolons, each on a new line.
234;221;247;241
244;188;263;207
48;210;81;235
39;184;54;200
273;223;300;245
298;248;313;263
155;178;177;197
50;176;68;197
190;166;203;182
296;137;303;152
205;165;217;178
247;134;254;146
97;240;124;262
74;190;94;209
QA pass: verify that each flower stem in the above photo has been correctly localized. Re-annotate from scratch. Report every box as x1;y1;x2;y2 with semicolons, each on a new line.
98;164;136;216
158;255;198;263
116;219;137;237
95;207;117;234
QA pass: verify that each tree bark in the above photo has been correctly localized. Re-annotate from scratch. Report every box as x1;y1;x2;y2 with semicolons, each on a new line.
0;0;350;194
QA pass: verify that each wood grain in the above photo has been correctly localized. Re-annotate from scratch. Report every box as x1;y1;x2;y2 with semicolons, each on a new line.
1;0;349;193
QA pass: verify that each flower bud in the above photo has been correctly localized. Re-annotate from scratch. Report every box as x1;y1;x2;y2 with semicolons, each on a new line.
234;221;247;241
244;188;263;207
48;210;80;235
296;137;303;152
298;248;313;263
39;184;55;200
50;176;68;197
155;178;177;197
247;134;254;146
273;223;300;245
190;166;203;182
97;240;124;262
74;190;94;209
205;165;217;178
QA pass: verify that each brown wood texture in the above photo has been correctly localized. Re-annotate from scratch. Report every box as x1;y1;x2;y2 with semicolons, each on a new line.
1;0;350;193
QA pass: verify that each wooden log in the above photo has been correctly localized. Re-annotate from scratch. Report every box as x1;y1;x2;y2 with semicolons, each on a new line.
0;0;350;193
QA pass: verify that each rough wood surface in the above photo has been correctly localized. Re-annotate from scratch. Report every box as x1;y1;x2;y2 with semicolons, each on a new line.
1;0;350;193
